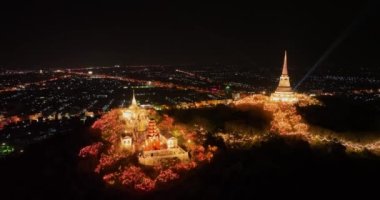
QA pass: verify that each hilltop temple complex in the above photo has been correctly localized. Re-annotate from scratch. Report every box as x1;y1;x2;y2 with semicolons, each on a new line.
120;91;189;165
270;51;298;103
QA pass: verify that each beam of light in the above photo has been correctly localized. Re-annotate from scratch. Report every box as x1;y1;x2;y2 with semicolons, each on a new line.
294;2;373;90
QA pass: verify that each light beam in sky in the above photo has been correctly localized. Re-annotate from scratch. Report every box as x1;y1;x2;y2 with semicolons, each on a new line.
294;3;373;90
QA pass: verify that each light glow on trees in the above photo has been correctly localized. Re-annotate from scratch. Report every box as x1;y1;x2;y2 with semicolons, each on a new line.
79;108;217;192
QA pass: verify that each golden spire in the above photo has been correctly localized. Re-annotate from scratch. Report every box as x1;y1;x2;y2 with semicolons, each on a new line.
131;90;137;106
282;50;288;75
276;51;292;90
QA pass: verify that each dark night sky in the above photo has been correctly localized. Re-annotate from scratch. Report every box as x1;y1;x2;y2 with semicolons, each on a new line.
0;1;379;68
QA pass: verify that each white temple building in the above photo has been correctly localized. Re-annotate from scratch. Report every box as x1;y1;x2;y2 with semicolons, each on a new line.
121;135;133;149
270;51;298;103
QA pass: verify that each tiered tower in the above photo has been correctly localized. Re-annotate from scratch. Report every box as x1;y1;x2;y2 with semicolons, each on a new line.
146;119;159;138
270;51;298;103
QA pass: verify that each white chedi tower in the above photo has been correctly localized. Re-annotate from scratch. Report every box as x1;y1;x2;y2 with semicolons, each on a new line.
122;90;149;139
129;90;138;109
270;51;298;103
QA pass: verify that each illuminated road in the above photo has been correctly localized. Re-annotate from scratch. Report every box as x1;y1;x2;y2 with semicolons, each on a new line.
305;134;380;155
218;131;380;156
175;69;213;83
68;71;222;94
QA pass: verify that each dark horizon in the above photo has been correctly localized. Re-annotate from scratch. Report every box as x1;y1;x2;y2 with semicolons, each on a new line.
0;1;379;69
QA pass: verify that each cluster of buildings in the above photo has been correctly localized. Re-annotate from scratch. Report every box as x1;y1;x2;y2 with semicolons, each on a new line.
116;51;300;165
115;51;300;165
119;91;189;165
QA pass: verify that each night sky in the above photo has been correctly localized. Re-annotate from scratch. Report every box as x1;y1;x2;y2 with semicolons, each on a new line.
0;1;378;68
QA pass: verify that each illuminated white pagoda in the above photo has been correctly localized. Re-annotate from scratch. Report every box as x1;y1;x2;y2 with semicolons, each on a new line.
130;90;138;109
270;51;298;103
122;90;149;140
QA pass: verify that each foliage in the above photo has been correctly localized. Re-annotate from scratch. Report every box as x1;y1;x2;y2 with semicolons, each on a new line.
79;108;217;192
78;142;103;158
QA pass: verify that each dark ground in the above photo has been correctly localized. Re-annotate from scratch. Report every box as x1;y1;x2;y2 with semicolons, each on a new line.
299;96;380;136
